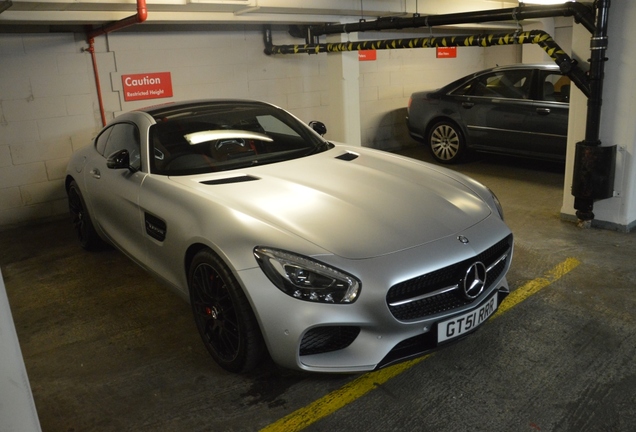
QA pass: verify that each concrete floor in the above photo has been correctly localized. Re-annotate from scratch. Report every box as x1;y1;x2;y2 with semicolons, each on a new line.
2;147;636;432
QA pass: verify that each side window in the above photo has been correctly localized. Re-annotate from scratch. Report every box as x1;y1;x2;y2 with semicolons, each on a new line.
103;123;142;171
95;127;113;156
541;72;571;103
450;82;473;96
256;115;299;137
469;70;532;99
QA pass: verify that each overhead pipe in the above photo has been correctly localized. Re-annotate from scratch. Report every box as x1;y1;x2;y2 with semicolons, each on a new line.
85;0;148;126
307;2;596;39
264;28;589;97
87;0;148;40
266;1;614;226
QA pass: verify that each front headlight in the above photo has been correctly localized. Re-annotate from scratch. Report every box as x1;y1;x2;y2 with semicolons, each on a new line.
254;247;361;304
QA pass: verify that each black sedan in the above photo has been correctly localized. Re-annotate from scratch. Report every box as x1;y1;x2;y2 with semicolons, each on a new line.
406;64;570;164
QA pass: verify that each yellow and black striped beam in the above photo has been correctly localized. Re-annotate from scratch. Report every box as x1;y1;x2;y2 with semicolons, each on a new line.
264;29;590;97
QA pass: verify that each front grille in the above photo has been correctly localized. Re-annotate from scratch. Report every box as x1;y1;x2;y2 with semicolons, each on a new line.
387;234;512;321
299;326;361;356
376;291;507;369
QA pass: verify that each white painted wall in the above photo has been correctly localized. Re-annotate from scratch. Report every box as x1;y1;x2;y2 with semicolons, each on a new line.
3;6;634;231
0;27;331;227
357;31;518;150
107;27;331;122
0;33;98;227
0;26;502;227
561;1;636;231
0;269;42;431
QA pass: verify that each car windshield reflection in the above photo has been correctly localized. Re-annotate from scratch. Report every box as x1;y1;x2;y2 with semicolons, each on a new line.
149;102;328;176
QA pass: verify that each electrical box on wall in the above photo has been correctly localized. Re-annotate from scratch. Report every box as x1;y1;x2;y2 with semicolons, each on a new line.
572;142;617;201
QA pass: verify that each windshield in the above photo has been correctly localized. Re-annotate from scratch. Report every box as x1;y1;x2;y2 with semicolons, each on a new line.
149;102;329;176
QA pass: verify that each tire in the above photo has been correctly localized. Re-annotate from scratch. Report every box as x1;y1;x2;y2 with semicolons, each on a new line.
189;249;265;373
428;120;466;164
67;180;103;251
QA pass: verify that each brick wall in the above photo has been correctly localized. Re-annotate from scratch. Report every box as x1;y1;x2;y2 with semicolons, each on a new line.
0;33;97;227
0;27;513;228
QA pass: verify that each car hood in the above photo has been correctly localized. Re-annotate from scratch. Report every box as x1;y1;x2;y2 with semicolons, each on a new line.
169;147;492;259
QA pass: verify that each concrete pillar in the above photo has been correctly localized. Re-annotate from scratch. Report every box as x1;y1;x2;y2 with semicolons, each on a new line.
326;33;361;146
561;2;636;231
560;21;588;219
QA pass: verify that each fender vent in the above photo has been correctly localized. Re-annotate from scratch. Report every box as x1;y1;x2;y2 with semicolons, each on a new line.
336;152;359;161
145;213;167;242
201;175;259;185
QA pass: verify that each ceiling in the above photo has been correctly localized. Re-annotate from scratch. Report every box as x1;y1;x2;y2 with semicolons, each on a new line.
0;0;521;27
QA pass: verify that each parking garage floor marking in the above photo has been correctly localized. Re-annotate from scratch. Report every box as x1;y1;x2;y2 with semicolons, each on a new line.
260;257;581;432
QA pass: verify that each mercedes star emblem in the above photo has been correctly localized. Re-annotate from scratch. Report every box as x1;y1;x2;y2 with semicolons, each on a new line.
463;262;487;300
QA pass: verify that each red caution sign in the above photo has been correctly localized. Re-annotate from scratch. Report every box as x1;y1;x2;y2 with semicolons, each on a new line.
122;72;173;102
436;47;457;58
358;50;377;61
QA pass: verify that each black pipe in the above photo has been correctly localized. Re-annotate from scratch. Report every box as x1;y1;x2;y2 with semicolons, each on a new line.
309;3;596;38
572;0;614;222
264;29;590;98
584;0;610;143
265;1;614;225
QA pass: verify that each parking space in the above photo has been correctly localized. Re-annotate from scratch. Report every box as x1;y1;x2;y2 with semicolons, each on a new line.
2;148;635;431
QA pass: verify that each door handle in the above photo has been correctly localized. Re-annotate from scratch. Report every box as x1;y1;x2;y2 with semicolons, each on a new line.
536;108;551;115
461;102;474;109
90;168;101;179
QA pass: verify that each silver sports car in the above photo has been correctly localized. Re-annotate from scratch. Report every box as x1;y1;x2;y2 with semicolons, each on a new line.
65;100;513;373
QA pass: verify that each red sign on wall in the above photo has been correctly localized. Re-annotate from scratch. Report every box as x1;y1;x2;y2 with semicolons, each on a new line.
122;72;173;102
358;50;377;61
436;47;457;58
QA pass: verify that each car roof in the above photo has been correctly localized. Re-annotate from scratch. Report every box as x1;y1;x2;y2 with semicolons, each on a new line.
489;63;560;72
435;63;562;94
137;99;274;119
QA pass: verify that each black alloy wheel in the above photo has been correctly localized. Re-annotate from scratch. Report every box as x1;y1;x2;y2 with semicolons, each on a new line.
428;120;465;164
67;180;103;250
189;249;264;373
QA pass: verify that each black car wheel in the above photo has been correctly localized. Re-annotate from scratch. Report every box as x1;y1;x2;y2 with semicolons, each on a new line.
428;121;465;164
67;180;103;250
189;249;264;373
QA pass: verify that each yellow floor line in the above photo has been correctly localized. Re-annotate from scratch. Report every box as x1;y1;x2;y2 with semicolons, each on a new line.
492;256;581;319
260;257;581;432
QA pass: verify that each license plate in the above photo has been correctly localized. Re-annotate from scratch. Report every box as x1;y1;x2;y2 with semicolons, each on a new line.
437;294;498;343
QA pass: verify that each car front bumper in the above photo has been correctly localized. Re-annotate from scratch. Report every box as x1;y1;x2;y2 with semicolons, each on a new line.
238;216;513;372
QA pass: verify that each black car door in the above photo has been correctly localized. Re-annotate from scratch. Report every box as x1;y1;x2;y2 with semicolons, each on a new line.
450;68;537;154
524;70;570;160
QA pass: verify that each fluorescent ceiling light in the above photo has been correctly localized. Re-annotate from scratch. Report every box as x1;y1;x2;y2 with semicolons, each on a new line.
185;130;273;145
521;0;574;4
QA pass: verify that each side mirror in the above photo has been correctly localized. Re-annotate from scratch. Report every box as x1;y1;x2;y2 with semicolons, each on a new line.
106;149;131;170
309;121;327;136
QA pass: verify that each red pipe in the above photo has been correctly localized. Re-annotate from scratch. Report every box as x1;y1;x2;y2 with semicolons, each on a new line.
88;0;148;40
86;38;107;127
86;0;148;126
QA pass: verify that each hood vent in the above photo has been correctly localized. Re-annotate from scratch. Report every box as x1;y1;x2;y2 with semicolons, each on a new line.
336;152;359;161
201;175;259;185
